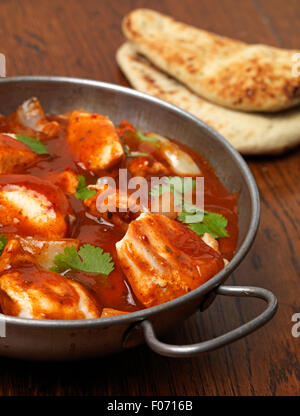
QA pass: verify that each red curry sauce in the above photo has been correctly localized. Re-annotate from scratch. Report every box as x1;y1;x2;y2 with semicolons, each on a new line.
0;113;238;313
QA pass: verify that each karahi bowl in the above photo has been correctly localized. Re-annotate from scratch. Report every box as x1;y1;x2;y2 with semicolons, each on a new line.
0;76;277;360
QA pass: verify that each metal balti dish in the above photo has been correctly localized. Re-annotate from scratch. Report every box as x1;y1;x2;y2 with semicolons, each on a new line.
0;76;277;361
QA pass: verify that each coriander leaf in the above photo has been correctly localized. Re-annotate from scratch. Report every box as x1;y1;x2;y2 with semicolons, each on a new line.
50;244;114;275
178;209;228;239
202;212;228;238
152;177;228;238
75;176;97;200
0;234;8;256
150;176;228;238
15;134;49;155
136;130;159;144
124;144;148;158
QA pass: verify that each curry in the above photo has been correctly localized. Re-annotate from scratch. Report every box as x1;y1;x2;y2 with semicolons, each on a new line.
0;97;238;319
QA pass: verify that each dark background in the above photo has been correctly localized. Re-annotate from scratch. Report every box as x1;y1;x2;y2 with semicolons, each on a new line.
0;0;299;396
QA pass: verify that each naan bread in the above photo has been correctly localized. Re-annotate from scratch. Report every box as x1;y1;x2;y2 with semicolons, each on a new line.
122;9;300;113
116;42;300;155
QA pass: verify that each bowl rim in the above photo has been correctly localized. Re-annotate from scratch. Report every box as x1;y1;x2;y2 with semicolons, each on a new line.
0;76;260;329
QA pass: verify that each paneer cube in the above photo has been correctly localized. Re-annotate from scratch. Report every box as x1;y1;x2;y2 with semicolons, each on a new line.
67;111;124;172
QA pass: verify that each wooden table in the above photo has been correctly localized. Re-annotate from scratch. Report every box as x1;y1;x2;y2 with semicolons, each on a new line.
0;0;299;396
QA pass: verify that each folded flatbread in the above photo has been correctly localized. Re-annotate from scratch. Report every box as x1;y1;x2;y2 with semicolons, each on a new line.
116;42;300;155
122;9;300;113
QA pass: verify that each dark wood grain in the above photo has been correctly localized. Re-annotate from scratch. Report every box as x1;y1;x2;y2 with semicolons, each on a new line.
0;0;299;396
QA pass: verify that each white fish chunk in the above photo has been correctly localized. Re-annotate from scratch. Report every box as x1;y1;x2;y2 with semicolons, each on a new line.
18;237;80;270
116;213;224;307
67;111;124;172
0;175;72;238
0;239;100;319
0;269;100;319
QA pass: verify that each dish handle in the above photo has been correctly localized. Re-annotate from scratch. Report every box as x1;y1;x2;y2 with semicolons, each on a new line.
140;285;278;358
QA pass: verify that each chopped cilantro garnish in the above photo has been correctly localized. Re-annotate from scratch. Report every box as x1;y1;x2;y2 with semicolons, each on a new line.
136;130;159;144
50;244;114;275
151;177;228;239
75;176;97;200
0;234;8;256
124;144;148;158
15;134;49;155
178;208;228;239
